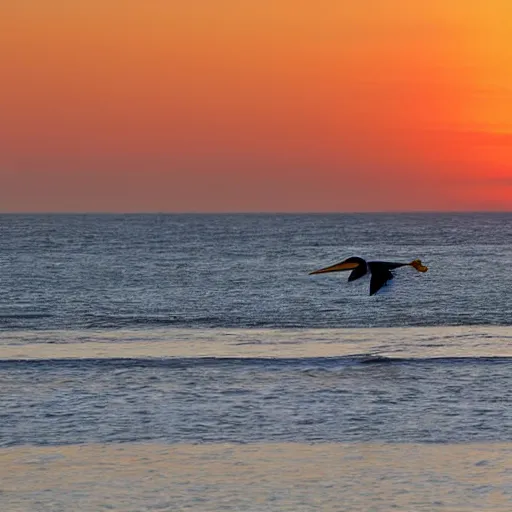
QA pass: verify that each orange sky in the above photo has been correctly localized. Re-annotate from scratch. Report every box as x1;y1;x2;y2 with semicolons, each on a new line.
1;1;511;212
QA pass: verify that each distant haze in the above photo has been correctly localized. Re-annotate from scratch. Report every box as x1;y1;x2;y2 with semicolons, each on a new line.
1;1;511;212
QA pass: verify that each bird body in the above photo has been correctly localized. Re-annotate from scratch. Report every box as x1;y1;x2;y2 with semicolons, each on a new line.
309;256;427;295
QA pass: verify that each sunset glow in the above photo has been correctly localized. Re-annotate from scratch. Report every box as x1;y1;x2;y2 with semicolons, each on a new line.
1;1;511;211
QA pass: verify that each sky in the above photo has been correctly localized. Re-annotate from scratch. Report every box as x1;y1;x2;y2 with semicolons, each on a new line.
1;1;511;212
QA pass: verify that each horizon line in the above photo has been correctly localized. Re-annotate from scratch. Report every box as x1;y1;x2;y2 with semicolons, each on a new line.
0;210;510;215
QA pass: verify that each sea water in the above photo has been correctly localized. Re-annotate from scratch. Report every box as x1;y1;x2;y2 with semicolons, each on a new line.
0;213;511;511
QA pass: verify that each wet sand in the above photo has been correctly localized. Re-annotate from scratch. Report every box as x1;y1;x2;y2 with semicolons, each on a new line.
1;442;511;511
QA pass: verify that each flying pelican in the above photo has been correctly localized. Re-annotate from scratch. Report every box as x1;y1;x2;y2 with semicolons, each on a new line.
309;257;428;296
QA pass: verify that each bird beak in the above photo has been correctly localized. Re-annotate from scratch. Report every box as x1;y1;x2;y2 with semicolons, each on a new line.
309;261;360;275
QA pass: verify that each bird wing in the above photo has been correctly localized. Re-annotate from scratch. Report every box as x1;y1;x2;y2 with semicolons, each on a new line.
368;263;395;296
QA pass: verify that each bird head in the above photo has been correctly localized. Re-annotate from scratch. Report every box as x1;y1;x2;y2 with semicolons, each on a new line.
410;259;428;272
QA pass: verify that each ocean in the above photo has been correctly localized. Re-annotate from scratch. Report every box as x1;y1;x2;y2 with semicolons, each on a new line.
1;213;511;511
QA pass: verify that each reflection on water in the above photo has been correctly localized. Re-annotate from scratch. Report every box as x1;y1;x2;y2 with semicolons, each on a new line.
2;325;512;359
1;442;511;511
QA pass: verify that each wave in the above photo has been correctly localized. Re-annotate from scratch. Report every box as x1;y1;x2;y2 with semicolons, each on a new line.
1;355;511;370
0;313;54;320
2;315;511;331
82;315;305;329
83;315;183;329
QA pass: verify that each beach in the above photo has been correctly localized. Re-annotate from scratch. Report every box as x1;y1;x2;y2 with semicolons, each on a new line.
2;442;511;511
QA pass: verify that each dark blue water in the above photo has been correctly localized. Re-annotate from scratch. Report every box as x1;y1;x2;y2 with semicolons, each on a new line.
1;213;511;330
0;214;511;450
1;354;511;447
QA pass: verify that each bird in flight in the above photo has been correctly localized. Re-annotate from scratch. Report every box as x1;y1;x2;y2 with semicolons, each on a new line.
309;256;428;296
